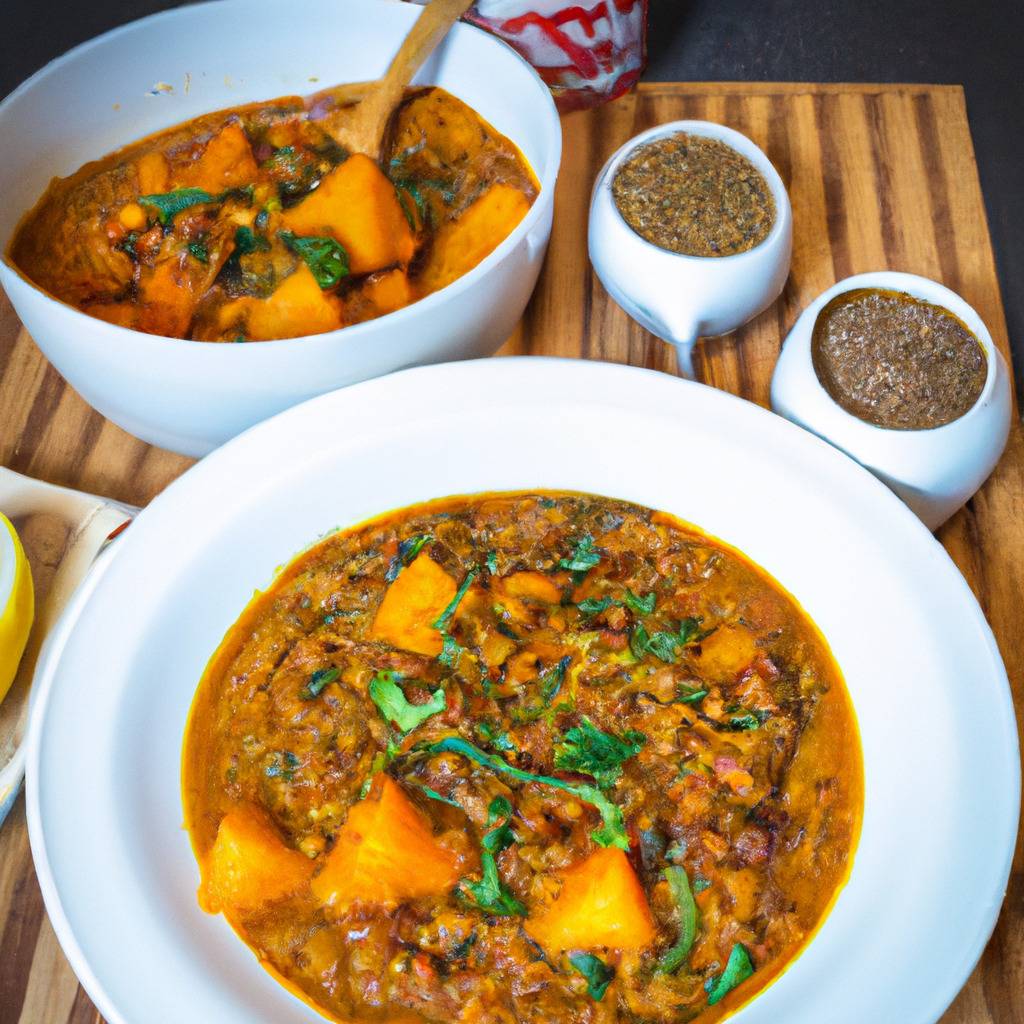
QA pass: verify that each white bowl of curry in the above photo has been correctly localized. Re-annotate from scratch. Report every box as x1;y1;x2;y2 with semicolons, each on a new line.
24;359;1018;1024
0;0;560;456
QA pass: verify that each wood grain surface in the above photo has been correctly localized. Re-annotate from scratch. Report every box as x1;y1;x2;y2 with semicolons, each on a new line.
0;82;1021;1024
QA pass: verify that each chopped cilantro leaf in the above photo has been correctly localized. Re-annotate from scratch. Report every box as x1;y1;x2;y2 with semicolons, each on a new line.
553;717;646;789
459;795;524;916
368;671;446;732
558;535;601;575
569;952;614;1000
706;943;754;1004
622;589;656;616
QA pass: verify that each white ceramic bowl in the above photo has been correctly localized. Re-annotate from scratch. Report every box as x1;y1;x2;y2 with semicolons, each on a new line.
589;121;792;376
771;271;1012;530
26;358;1017;1024
0;0;561;457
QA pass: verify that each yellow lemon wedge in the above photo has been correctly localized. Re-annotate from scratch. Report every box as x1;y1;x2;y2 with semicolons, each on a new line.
0;512;34;704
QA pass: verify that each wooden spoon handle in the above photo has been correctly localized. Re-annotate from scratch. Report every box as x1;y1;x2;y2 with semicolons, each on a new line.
353;0;476;158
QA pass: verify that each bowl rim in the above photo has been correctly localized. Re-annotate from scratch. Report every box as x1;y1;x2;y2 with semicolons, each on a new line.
24;356;1020;1024
0;0;562;353
592;119;792;265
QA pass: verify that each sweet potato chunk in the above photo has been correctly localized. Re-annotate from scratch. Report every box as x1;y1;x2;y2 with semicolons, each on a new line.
417;183;529;294
370;552;456;656
222;263;344;341
496;571;562;605
525;848;656;954
696;624;758;680
312;776;460;912
199;804;313;914
280;153;414;274
360;268;413;318
177;121;259;193
136;150;170;194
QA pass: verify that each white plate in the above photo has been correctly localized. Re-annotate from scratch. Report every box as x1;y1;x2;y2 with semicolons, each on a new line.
27;358;1018;1024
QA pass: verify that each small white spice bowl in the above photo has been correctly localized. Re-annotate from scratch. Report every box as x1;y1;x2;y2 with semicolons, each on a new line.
588;120;792;376
771;271;1012;530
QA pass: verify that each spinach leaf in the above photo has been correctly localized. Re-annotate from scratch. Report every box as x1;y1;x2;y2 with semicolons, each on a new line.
631;617;709;664
553;717;646;789
459;796;525;916
558;535;601;577
432;569;478;632
706;943;754;1005
368;671;446;732
233;225;270;255
569;952;614;1000
425;737;629;850
139;187;215;225
622;589;656;616
300;666;340;700
577;596;614;616
658;865;698;974
187;240;209;263
722;710;770;731
385;533;432;582
278;230;349;288
485;550;498;575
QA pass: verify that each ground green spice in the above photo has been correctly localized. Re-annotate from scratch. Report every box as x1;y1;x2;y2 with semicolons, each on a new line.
811;288;987;430
611;132;775;257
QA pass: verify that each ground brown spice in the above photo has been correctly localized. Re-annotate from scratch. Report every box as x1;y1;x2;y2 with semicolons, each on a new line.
812;289;987;430
611;132;776;257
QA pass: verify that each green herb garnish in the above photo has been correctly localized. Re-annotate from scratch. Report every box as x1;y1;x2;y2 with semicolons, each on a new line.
677;685;710;705
459;796;525;916
475;720;516;752
622;589;656;615
138;187;215;225
577;596;615;616
278;230;349;288
558;535;601;577
485;550;498;575
300;666;340;699
368;671;446;732
438;632;464;668
510;655;572;723
233;225;270;255
631;617;709;664
569;952;614;1001
658;865;698;974
187;240;209;263
425;737;629;849
706;943;754;1005
553;717;646;789
385;534;432;582
432;569;478;632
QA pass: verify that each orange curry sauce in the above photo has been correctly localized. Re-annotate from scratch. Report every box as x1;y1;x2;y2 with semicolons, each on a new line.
9;87;536;341
183;492;862;1024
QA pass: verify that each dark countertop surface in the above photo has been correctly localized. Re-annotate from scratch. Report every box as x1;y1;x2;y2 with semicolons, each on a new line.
3;0;1020;390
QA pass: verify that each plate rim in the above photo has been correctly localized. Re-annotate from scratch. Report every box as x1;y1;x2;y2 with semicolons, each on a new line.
26;356;1021;1024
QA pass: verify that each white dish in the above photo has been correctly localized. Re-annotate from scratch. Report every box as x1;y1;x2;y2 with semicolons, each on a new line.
0;0;561;457
588;121;792;377
771;271;1012;530
26;358;1017;1024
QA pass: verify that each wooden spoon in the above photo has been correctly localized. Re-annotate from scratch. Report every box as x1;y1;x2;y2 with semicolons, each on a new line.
334;0;476;161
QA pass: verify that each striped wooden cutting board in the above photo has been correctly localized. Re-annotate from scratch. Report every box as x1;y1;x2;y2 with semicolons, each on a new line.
0;82;1021;1024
